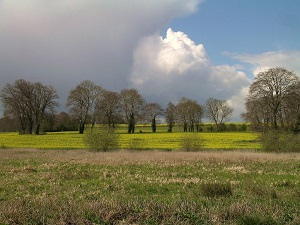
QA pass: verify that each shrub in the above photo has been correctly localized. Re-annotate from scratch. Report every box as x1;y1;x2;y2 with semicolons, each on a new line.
245;180;277;198
260;130;300;152
237;214;277;225
83;129;119;152
200;182;233;198
239;123;248;132
127;138;147;150
179;133;204;151
227;123;237;132
219;123;227;132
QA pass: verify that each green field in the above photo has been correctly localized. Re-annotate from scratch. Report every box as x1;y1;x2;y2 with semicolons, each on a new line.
0;125;260;150
0;149;299;224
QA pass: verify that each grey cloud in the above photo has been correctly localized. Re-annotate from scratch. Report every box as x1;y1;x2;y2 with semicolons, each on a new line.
0;0;201;115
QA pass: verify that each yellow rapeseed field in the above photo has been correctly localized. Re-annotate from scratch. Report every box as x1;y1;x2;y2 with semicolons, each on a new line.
0;130;260;150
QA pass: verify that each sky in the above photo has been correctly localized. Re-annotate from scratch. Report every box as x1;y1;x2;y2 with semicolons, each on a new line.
1;0;300;121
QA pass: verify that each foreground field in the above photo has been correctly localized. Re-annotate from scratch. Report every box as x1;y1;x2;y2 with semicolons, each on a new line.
0;131;260;150
0;149;299;224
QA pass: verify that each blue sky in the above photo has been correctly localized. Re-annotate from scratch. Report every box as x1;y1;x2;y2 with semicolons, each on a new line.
170;0;300;74
0;0;299;120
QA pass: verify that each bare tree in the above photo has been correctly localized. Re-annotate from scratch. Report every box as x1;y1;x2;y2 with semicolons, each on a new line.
1;80;32;133
242;97;271;132
278;82;300;132
176;97;204;132
176;98;188;132
96;90;121;128
143;102;163;132
31;82;59;134
0;79;59;134
119;89;145;133
245;67;299;130
205;98;233;132
66;80;103;134
193;103;204;132
165;102;176;132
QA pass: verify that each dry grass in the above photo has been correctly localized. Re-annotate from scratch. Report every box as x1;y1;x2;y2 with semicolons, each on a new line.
1;148;299;165
1;148;300;224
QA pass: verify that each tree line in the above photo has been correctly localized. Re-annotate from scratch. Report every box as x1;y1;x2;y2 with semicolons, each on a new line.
0;79;234;134
1;67;299;134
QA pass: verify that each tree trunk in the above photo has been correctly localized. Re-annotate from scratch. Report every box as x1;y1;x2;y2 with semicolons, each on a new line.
128;113;135;133
184;122;187;132
34;114;41;135
272;108;278;129
35;124;40;135
196;124;199;132
112;117;116;128
79;122;85;134
152;117;156;133
190;121;194;132
168;123;173;132
19;115;26;134
91;117;96;132
108;117;111;128
128;122;132;133
215;122;220;132
28;119;34;134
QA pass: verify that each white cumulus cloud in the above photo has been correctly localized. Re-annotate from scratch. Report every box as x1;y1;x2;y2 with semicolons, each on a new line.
130;28;251;120
228;50;300;76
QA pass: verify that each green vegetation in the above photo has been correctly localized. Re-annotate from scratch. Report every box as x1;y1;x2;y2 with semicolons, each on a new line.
84;129;120;151
260;130;300;152
0;150;299;224
1;123;300;223
179;132;205;151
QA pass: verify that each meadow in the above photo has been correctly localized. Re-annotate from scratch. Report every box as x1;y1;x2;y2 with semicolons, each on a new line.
0;149;299;224
1;125;299;224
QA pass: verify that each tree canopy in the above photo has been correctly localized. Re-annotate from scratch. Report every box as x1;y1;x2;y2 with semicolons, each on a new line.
243;67;300;132
119;89;145;133
205;98;233;132
0;79;59;134
66;80;103;134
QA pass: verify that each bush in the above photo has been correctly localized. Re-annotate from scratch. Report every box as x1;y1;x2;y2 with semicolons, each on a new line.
237;214;277;225
260;130;300;152
227;123;237;132
83;129;119;152
239;123;248;132
179;133;204;151
200;182;233;198
127;138;147;150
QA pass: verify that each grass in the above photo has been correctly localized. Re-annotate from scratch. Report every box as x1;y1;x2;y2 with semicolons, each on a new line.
0;149;300;224
0;130;260;150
